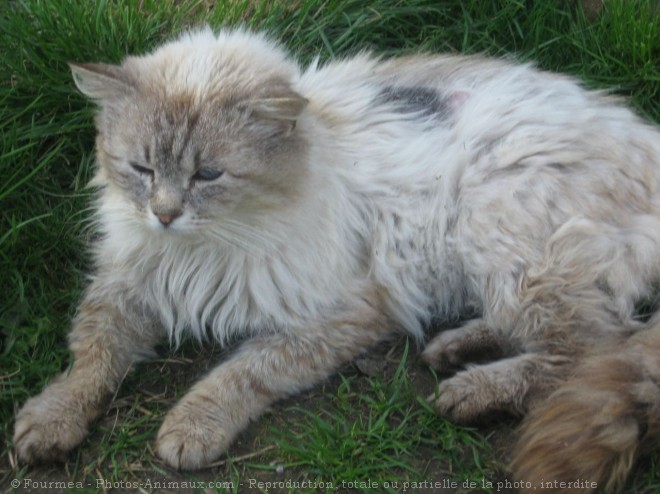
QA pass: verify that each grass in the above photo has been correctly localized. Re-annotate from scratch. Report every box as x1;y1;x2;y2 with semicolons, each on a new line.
269;344;496;492
1;0;659;492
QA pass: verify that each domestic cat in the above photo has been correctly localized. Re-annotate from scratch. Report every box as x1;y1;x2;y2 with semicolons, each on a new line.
12;27;660;490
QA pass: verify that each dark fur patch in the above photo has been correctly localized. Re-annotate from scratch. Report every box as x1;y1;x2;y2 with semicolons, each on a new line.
376;85;449;120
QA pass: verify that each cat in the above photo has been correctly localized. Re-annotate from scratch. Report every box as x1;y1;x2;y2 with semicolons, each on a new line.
12;27;660;490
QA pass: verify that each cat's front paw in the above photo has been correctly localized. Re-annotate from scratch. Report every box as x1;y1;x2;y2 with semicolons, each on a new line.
156;394;238;470
14;386;91;464
429;369;503;423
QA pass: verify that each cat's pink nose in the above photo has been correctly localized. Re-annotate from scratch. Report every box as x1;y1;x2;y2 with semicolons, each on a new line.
156;211;181;226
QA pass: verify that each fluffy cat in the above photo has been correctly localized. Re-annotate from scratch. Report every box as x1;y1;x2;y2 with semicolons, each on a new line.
12;27;660;489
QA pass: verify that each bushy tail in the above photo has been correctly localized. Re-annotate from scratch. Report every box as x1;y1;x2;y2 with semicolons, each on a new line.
510;324;660;493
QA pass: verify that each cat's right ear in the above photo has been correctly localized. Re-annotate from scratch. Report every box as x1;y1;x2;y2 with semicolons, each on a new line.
68;62;133;101
247;92;309;138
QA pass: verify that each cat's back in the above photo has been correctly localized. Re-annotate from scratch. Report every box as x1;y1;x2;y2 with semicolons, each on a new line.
299;48;660;203
299;50;651;145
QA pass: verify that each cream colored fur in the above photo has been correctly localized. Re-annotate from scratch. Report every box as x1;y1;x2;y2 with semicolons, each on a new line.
13;27;660;483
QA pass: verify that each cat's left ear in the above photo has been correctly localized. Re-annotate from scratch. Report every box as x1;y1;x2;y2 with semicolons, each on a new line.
248;88;308;137
69;62;134;101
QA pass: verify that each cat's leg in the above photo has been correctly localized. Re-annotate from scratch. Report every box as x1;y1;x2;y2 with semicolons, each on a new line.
429;270;630;421
156;297;392;470
429;352;572;422
13;280;162;463
421;319;511;373
426;277;603;421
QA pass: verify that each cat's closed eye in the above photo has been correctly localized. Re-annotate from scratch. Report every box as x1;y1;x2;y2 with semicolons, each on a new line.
130;161;154;179
193;167;224;181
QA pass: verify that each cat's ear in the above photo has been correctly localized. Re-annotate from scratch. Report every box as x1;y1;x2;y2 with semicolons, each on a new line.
251;95;308;121
68;62;133;101
248;88;308;137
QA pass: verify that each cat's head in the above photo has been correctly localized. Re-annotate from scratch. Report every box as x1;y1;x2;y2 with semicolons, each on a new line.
71;28;308;241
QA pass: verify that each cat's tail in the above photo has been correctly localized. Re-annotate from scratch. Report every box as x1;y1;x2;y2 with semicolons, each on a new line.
510;322;660;494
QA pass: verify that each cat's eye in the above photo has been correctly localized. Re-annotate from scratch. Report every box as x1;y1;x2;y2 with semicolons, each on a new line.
130;162;155;178
193;167;224;181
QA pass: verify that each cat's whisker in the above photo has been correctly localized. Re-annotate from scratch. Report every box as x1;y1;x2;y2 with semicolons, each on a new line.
203;224;265;255
193;215;284;254
221;218;284;251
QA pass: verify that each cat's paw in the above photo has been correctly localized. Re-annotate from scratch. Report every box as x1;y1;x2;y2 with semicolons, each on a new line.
13;386;90;464
428;367;508;423
429;356;532;422
422;320;505;373
422;328;474;373
428;362;525;424
156;394;237;470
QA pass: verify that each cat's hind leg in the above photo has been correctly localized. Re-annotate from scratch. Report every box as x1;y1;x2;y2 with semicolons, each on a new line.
430;214;660;423
13;282;162;464
155;295;393;470
421;319;510;373
426;271;621;422
429;352;572;422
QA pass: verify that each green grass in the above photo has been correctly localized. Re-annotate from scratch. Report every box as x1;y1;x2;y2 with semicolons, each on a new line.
1;0;659;492
268;344;497;493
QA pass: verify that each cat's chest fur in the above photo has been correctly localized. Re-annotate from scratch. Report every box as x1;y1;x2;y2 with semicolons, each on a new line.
111;235;362;345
